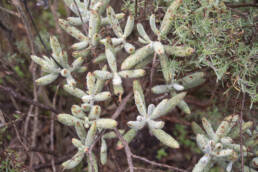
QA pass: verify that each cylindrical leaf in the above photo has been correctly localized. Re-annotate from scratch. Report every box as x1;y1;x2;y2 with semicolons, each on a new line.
119;69;145;78
36;73;59;86
96;119;118;129
62;150;84;169
57;113;79;126
121;45;154;70
151;128;180;148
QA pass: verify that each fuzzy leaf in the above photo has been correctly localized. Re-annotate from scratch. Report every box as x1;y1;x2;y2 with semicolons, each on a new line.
118;69;145;78
151;128;179;148
94;92;111;101
123;15;134;38
124;42;135;54
57;113;79;126
75;121;87;141
192;155;211;172
72;105;86;118
150;99;169;119
164;45;195;57
105;44;117;73
163;92;187;115
148;120;164;129
94;70;113;80
35;73;59;85
192;122;206;135
88;105;101;120
62;150;84;169
180;72;206;90
72;138;84;149
87;72;96;95
85;122;97;148
59;19;87;41
71;41;88;50
121;44;154;70
196;134;209;152
100;138;107;165
149;14;160;36
127;120;146;130
134;91;147;117
202;117;217;140
73;47;91;58
64;84;86;98
72;57;84;71
151;84;170;94
107;7;123;38
96;118;118;129
160;0;182;37
137;23;151;43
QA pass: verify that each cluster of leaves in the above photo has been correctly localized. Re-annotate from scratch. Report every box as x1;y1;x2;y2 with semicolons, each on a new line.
27;0;257;171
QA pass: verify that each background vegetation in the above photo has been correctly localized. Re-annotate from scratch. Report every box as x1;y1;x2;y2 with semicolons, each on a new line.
0;0;257;171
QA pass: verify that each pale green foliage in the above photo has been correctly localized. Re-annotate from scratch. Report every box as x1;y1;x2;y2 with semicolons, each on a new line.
192;115;256;172
27;0;257;171
121;0;194;83
31;36;86;86
94;40;145;95
64;67;111;111
124;80;186;149
152;72;206;114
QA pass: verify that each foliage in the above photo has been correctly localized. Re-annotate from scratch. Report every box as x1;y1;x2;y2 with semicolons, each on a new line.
0;0;257;171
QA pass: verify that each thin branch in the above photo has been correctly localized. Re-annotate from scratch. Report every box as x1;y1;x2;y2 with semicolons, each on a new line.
112;92;133;119
240;92;245;172
72;0;88;35
132;154;188;172
114;128;134;172
20;0;63;69
0;113;26;128
0;84;59;114
226;3;258;8
0;5;20;17
50;85;59;172
135;0;138;18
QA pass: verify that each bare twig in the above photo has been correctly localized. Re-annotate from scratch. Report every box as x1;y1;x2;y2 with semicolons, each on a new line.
135;0;138;18
0;114;26;128
114;128;134;172
226;3;258;8
0;5;20;17
112;92;133;119
240;92;245;172
73;0;88;34
0;84;59;114
132;154;188;172
50;85;60;172
12;0;35;54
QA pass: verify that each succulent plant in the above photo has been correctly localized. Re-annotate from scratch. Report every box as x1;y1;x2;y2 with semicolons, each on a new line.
99;130;125;165
59;0;126;59
93;40;146;96
57;104;118;171
31;36;86;86
64;67;111;111
152;72;206;114
120;80;186;149
192;115;256;172
101;7;135;53
61;122;98;170
63;0;124;27
121;0;194;83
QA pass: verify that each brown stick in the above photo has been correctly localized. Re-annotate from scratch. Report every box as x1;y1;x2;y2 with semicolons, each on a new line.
132;154;188;172
0;85;59;114
114;128;134;172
